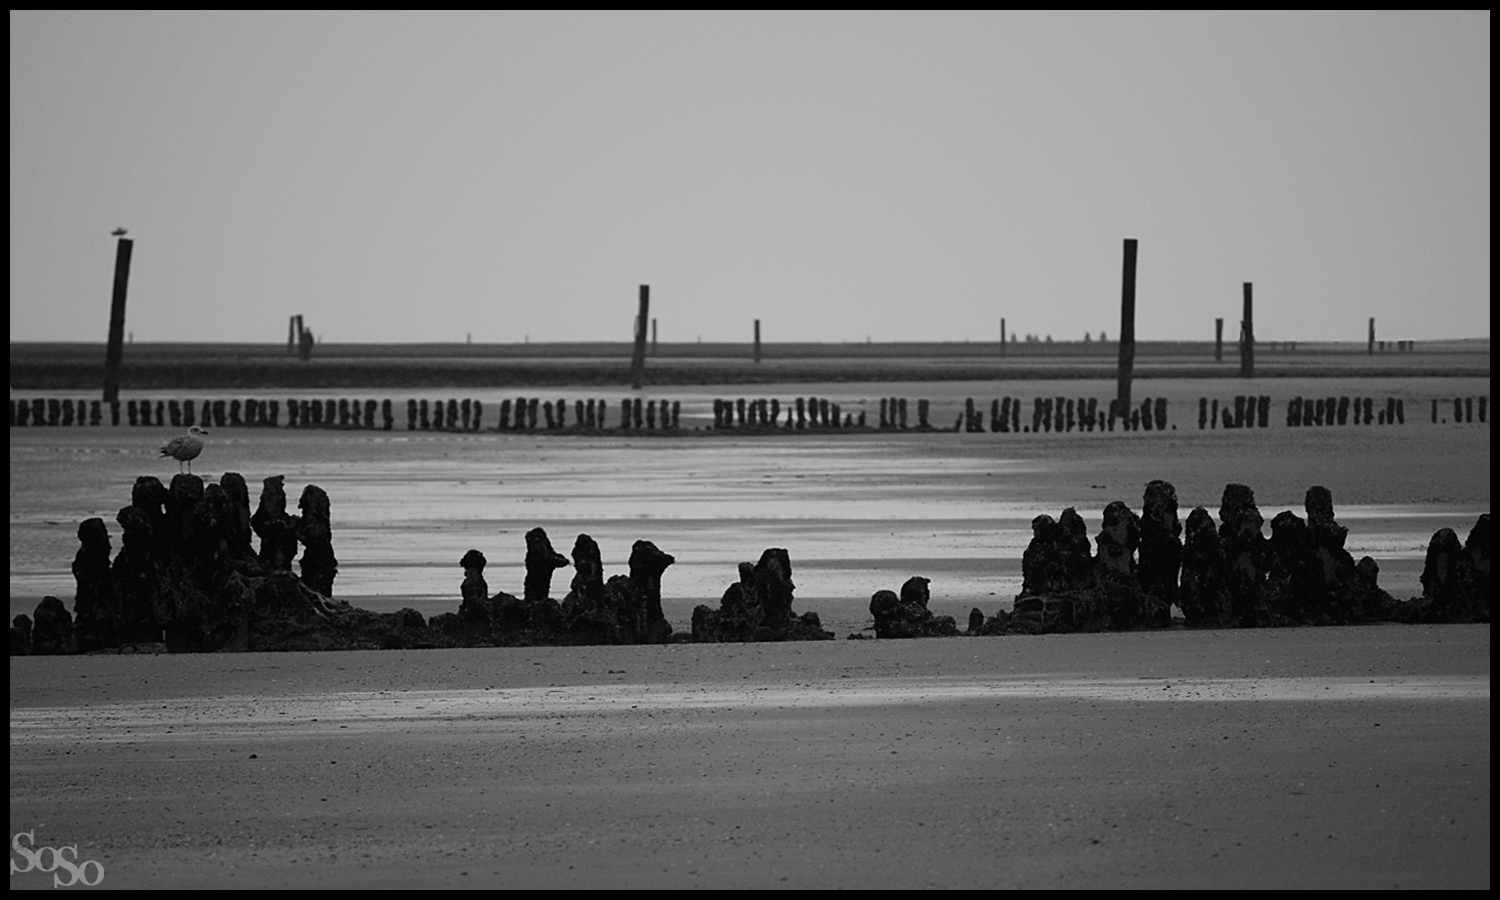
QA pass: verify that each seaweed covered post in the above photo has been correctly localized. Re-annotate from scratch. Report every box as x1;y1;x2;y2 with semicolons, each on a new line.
523;527;569;604
294;485;337;597
459;549;488;616
869;576;958;638
1219;483;1267;623
690;549;832;642
627;540;677;643
72;518;118;652
1137;480;1182;626
251;476;298;572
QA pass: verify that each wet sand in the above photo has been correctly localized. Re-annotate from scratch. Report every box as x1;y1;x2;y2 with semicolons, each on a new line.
8;394;1490;632
9;627;1490;888
9;375;1490;887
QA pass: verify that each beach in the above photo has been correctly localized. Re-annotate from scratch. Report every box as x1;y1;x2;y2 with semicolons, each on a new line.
9;369;1491;887
9;627;1490;888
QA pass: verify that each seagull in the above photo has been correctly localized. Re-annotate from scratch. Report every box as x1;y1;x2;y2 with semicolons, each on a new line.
160;425;208;474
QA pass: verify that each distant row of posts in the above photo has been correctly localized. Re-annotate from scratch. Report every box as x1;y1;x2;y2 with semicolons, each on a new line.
93;248;1412;406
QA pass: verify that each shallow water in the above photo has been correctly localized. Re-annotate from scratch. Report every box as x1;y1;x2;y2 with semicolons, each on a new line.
10;406;1488;635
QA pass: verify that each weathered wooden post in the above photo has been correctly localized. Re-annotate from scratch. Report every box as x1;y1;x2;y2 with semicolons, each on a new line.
288;316;297;353
651;318;658;356
1000;318;1007;356
754;319;761;363
102;234;134;403
630;285;649;390
1239;282;1254;378
1367;317;1375;355
1215;318;1224;361
1116;238;1138;416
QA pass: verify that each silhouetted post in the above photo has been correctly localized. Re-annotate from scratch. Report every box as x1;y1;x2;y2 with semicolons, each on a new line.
1239;282;1254;378
1000;318;1006;356
652;318;658;356
102;236;134;403
753;319;761;363
1367;317;1375;355
287;316;297;353
1116;238;1138;415
1214;318;1224;361
630;285;649;389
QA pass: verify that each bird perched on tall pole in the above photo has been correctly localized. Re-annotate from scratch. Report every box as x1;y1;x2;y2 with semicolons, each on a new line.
159;425;208;473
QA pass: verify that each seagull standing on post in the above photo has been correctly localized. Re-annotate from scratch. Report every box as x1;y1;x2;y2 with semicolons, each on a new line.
160;425;209;473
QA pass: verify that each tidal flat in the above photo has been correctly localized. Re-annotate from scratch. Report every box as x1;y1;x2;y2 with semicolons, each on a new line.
9;370;1491;887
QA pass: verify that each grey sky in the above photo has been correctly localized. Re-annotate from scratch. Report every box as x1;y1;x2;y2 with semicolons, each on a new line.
9;11;1489;344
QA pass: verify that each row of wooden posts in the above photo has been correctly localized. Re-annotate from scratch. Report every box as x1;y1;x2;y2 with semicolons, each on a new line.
9;395;1489;431
7;395;1174;434
1283;396;1405;428
712;395;1178;434
5;397;680;432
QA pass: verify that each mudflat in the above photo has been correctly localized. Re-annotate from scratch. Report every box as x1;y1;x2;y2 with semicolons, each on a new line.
9;370;1490;887
8;386;1491;630
9;627;1490;888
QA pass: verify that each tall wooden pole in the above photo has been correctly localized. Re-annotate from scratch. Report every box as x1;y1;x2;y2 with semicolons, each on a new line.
1116;238;1138;415
1240;282;1254;378
630;285;649;389
102;236;134;403
1367;317;1375;355
753;319;761;363
1215;318;1224;361
1000;317;1007;356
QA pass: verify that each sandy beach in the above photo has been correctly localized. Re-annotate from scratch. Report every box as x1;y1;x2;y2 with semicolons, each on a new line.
9;627;1490;888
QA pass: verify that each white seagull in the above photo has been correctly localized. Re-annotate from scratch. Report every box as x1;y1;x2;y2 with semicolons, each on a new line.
160;425;209;474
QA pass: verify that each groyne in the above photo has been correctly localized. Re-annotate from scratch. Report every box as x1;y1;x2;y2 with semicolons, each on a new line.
10;475;1488;655
9;393;1489;433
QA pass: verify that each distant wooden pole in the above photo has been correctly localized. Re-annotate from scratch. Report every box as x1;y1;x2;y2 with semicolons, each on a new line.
753;319;761;363
651;318;658;356
102;236;134;403
1116;239;1137;415
1367;317;1375;355
630;285;649;389
1000;317;1007;356
1240;282;1254;378
288;316;297;353
1215;318;1223;361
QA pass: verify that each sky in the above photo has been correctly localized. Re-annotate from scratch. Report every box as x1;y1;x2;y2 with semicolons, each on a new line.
9;11;1490;345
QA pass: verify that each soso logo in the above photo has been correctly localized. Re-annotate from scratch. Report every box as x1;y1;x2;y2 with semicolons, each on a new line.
10;831;105;888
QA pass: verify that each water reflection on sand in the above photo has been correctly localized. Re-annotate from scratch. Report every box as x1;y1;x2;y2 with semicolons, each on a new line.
9;408;1488;634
